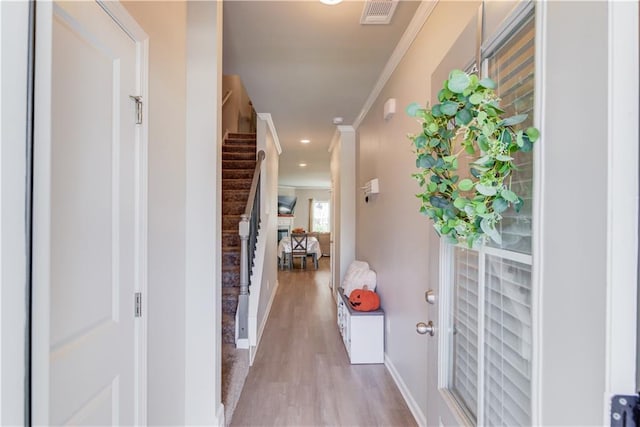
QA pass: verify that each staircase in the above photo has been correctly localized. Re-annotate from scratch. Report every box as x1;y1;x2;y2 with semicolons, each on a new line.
221;132;257;344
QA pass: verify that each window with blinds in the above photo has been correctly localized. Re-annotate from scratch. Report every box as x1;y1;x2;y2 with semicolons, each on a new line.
484;255;532;426
446;7;535;427
452;247;479;421
486;15;535;256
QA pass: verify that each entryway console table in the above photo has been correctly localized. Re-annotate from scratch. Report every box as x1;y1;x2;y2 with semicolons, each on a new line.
336;288;384;364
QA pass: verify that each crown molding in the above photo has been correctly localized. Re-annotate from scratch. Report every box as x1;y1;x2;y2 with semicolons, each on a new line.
257;112;282;155
352;0;439;130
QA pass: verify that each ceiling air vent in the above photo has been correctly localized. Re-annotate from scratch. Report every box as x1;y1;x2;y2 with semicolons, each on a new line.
360;0;399;25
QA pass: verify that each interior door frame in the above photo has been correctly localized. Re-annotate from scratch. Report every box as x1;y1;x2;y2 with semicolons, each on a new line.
31;1;149;424
605;0;639;418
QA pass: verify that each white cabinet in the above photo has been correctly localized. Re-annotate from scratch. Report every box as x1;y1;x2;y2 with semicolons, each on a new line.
336;288;384;364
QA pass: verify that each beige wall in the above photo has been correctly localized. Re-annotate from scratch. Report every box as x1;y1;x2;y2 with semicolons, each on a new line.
356;0;623;424
356;2;481;417
222;74;252;135
123;2;188;424
290;188;331;231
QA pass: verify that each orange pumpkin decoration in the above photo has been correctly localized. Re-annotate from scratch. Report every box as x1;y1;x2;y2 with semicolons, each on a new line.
349;289;380;312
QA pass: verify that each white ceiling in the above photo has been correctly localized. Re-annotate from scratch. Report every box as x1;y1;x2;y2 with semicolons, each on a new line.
223;0;420;188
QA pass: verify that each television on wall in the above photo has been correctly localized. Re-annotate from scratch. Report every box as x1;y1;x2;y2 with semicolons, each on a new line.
277;196;297;215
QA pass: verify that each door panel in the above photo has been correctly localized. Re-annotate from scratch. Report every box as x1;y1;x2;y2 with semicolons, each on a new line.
40;1;141;424
424;10;478;427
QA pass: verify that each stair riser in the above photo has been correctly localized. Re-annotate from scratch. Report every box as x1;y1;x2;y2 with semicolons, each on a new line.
222;145;256;155
222;191;251;202
227;133;256;140
222;160;256;170
222;205;246;216
222;179;252;191
222;294;238;315
223;251;240;267
223;170;253;180
222;270;240;287
222;216;242;231
222;233;240;248
222;152;256;161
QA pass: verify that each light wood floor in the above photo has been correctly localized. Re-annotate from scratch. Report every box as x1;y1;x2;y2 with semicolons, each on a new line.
231;257;417;427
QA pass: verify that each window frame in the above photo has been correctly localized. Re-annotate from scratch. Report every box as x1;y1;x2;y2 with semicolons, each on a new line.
311;200;330;233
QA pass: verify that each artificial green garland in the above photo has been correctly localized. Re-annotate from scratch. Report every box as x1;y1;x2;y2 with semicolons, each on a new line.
406;69;539;247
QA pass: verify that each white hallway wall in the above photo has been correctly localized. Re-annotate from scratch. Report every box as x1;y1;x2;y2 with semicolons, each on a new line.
123;1;224;424
252;116;280;358
356;0;633;425
0;1;224;424
0;1;30;424
122;2;188;423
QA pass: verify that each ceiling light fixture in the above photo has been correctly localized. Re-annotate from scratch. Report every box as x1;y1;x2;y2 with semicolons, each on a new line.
300;139;311;144
299;163;308;167
320;0;343;5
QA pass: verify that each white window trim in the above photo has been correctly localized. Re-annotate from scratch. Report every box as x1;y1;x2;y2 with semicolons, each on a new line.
440;241;533;424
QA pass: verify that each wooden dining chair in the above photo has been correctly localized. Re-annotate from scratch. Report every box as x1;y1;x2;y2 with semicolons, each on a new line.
290;233;308;269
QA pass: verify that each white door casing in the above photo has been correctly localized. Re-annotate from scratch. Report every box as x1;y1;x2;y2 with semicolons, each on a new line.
33;1;148;425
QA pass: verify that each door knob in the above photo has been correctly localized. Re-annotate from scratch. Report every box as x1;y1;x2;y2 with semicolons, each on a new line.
425;290;436;304
416;321;435;336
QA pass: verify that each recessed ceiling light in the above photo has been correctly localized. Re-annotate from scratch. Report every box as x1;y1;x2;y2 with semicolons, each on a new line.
300;139;311;144
299;163;308;167
320;0;342;5
332;117;344;125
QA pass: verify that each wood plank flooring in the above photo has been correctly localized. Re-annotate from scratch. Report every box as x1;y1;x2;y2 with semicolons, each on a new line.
231;257;417;427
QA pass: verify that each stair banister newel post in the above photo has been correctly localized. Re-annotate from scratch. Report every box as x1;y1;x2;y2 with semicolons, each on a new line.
238;214;250;340
236;149;265;342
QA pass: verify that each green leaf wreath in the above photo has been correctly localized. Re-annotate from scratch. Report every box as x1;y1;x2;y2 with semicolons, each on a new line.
407;69;540;247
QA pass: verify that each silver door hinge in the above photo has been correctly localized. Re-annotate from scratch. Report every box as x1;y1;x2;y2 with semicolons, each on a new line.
129;95;143;125
135;292;142;317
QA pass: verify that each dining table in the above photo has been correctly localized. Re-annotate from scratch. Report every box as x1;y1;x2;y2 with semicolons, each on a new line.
277;235;322;269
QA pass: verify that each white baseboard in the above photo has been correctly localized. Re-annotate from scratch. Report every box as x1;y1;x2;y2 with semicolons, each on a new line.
384;354;427;427
215;402;225;427
236;338;249;349
249;279;280;366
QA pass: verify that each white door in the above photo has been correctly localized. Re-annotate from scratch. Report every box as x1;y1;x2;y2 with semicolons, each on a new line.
33;1;147;425
423;4;537;426
421;11;478;427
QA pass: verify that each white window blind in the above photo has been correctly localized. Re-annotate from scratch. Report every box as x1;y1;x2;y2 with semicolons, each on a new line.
452;247;479;421
484;255;532;426
447;7;535;427
486;16;535;256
